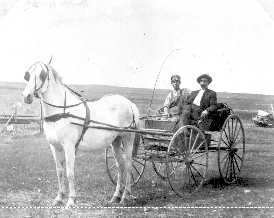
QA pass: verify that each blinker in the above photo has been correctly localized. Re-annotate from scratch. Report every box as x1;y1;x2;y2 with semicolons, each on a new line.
24;71;30;81
40;69;48;82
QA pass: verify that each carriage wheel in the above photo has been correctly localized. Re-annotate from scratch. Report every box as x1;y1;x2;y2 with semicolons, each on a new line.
166;125;208;197
105;140;146;186
218;114;245;184
152;159;168;180
151;145;179;180
151;142;169;180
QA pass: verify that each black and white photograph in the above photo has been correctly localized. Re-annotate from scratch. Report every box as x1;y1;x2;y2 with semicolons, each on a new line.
0;0;274;217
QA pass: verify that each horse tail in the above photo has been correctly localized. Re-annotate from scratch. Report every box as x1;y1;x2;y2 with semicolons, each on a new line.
130;102;141;157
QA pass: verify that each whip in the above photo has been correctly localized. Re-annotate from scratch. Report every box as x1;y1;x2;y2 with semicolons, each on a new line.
147;49;182;114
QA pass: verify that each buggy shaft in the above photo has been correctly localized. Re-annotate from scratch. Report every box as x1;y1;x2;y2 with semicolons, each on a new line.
71;122;174;137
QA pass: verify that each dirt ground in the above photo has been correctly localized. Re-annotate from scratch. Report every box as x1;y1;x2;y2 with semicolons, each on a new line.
0;125;274;217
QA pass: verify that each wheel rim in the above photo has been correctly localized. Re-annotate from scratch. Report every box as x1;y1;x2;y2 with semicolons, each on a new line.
218;114;245;184
152;160;168;180
105;139;146;186
166;125;208;197
151;142;169;180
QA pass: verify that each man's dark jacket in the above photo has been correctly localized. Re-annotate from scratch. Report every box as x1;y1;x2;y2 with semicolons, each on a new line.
186;88;217;112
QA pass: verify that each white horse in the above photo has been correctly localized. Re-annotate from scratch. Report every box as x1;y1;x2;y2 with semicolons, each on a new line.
22;61;140;208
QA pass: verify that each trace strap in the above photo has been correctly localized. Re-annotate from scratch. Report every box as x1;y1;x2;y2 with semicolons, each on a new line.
41;82;90;149
45;113;136;130
42;79;136;149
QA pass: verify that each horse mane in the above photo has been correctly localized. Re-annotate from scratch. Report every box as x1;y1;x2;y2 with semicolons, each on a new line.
48;65;63;85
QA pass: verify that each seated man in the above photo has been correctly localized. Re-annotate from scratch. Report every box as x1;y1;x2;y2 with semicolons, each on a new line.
180;74;217;129
162;74;190;122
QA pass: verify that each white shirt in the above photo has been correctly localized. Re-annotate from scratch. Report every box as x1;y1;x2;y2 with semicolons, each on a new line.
193;89;205;106
164;89;181;108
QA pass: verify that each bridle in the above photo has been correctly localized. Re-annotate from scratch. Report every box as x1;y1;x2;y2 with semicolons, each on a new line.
23;63;137;150
24;64;50;98
24;63;85;108
24;63;90;150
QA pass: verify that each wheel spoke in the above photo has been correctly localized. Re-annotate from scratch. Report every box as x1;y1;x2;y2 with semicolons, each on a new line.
233;155;240;172
191;133;200;152
230;156;234;180
221;137;230;147
189;129;193;150
233;119;239;140
224;156;230;179
189;165;198;187
132;164;141;176
220;152;229;164
233;127;241;144
231;156;236;180
221;154;229;175
174;146;184;156
171;135;185;155
155;162;165;177
234;152;243;162
133;159;145;166
192;152;207;160
231;118;234;139
173;162;179;175
227;157;231;181
191;164;205;179
187;166;191;186
233;136;243;147
179;133;185;149
192;140;206;155
223;127;230;144
110;164;116;170
227;119;231;140
168;162;182;176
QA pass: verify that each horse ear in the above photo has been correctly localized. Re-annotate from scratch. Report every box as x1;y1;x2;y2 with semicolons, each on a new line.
48;56;53;65
40;69;48;82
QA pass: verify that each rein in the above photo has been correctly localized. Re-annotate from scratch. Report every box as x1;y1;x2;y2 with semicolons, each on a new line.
29;63;90;149
41;83;90;149
26;63;137;149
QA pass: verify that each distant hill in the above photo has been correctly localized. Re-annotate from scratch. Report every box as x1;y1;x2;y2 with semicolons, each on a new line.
1;82;274;114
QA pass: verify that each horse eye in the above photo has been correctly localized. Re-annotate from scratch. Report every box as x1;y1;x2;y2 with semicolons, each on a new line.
24;71;30;81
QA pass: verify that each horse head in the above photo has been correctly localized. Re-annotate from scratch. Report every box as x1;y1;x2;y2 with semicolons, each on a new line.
22;62;50;104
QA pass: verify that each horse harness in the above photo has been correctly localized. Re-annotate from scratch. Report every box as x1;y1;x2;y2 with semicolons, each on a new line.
24;66;136;149
42;91;136;149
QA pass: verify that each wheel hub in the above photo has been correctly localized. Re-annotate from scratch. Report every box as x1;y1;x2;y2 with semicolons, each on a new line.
229;147;238;154
185;159;193;166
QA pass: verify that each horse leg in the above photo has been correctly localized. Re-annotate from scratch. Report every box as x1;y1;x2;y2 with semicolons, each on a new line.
64;143;76;209
120;134;134;204
109;136;124;203
50;144;66;206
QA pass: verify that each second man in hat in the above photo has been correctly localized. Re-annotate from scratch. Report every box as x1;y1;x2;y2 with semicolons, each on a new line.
180;74;217;127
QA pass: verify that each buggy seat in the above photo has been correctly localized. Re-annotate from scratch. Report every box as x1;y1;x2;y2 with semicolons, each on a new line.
198;103;233;131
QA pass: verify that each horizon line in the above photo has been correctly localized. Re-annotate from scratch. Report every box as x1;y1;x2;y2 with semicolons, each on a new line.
0;80;273;97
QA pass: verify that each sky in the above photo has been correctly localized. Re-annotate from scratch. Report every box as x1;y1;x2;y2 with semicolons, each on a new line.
0;0;274;94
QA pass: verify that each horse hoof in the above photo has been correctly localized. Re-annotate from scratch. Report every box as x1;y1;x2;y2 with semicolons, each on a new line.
120;198;131;206
65;203;76;210
65;199;76;210
52;199;63;207
109;196;121;204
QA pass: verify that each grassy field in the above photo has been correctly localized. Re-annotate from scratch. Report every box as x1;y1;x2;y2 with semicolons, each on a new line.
0;82;274;217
